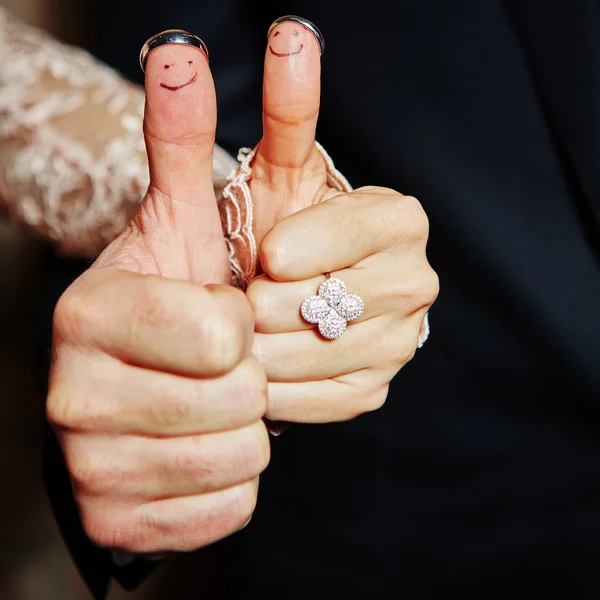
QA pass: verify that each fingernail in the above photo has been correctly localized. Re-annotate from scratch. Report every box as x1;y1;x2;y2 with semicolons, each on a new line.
268;15;325;56
140;29;208;73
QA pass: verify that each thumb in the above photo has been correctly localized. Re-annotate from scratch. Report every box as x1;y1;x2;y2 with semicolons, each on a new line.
258;16;323;172
139;31;229;283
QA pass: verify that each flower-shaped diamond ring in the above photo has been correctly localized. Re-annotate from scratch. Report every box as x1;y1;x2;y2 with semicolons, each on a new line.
301;276;364;340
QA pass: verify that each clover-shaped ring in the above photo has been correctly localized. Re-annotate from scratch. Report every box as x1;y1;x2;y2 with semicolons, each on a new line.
301;276;364;340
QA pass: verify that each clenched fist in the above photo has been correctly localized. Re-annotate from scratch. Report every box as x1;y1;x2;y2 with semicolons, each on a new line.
47;38;269;554
46;16;438;556
230;19;438;424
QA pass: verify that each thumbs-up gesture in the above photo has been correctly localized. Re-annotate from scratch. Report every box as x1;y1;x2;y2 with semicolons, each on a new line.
229;18;438;424
46;16;438;556
47;37;269;554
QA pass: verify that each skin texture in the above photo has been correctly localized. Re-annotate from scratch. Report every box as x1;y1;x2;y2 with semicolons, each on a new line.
46;19;438;555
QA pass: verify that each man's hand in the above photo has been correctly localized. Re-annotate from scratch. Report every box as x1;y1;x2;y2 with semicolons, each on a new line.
47;41;269;554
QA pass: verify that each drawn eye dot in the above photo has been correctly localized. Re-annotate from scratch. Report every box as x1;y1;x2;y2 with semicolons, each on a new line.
188;60;193;64
164;64;170;69
293;29;299;37
273;30;281;37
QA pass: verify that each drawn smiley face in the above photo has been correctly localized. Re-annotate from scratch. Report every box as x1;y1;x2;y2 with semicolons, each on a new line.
160;51;199;91
268;27;304;57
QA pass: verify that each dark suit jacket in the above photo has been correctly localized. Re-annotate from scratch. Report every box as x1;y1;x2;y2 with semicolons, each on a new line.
42;1;600;598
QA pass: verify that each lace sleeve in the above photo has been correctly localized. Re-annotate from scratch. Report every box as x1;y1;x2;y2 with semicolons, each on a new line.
0;8;237;258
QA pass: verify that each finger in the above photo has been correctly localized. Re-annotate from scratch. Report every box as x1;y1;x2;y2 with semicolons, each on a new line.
142;34;226;267
64;422;269;500
260;189;428;281
50;355;267;436
54;268;254;378
144;34;214;203
252;314;420;382
266;379;389;423
82;478;259;553
258;16;323;171
247;253;433;334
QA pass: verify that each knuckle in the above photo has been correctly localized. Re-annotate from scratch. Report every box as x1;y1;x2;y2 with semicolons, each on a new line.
165;482;259;551
353;190;429;247
67;458;93;492
420;267;440;308
398;268;439;312
245;277;273;330
114;510;165;553
186;483;259;549
202;310;245;372
394;267;440;313
67;453;113;495
400;343;418;366
384;330;417;368
238;424;271;480
46;387;81;430
344;384;390;420
232;480;259;529
364;385;390;413
236;357;269;418
202;286;252;372
53;282;95;344
82;509;147;553
47;361;114;432
79;508;119;549
259;233;288;280
63;437;124;496
401;195;430;241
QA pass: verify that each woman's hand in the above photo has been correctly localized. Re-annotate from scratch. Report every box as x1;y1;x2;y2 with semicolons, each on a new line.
239;19;439;422
250;186;438;423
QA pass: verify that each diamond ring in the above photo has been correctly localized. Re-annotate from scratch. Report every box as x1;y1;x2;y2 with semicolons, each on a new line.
301;275;364;340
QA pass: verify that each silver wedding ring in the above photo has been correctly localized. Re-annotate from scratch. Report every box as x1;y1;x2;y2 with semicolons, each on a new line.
268;15;325;56
140;29;209;72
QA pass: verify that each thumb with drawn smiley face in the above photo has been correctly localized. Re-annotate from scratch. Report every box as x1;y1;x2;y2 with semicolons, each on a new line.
45;17;437;555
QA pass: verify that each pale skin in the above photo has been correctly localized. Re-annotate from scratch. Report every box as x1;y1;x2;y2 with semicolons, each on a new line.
46;19;438;554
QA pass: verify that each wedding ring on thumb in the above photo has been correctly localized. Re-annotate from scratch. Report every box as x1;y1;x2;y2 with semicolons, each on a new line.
140;29;209;72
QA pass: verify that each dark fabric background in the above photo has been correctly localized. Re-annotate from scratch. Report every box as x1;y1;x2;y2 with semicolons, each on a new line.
42;1;600;598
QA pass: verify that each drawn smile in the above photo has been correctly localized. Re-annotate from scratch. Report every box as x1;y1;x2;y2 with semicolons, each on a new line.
160;71;198;91
268;43;304;57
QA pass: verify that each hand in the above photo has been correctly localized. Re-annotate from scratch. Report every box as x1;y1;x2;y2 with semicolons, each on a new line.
250;187;438;423
241;20;439;422
46;41;269;553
